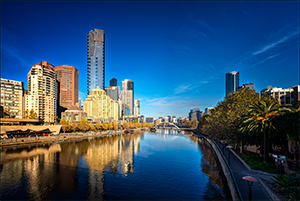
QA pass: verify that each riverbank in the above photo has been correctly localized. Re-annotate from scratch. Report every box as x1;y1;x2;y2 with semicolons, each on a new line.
0;128;149;147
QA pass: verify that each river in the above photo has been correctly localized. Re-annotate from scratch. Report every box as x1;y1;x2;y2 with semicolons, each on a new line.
0;130;230;200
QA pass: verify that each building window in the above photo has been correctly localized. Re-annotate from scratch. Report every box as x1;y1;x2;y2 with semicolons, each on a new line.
75;114;78;121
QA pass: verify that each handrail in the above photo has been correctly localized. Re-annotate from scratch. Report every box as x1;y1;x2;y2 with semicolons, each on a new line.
194;130;243;201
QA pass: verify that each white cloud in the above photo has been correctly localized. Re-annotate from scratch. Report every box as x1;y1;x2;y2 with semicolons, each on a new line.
253;30;299;56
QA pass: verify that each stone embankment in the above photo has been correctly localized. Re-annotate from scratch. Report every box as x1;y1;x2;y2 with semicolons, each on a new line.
0;128;148;147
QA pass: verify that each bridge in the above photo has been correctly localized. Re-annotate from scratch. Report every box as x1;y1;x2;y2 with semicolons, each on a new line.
155;122;180;130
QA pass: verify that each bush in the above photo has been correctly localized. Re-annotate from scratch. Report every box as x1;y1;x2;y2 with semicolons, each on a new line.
272;173;300;201
239;152;278;173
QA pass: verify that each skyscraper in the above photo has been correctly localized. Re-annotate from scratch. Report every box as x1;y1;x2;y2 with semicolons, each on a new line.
25;61;57;123
105;86;119;102
54;65;79;116
110;78;117;87
120;79;134;115
226;71;239;96
87;29;105;95
134;100;140;116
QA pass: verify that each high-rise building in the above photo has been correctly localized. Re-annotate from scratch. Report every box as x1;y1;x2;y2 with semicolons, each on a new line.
25;61;57;123
189;108;202;121
110;78;117;87
83;87;118;121
238;83;255;91
226;71;239;96
87;29;105;94
54;65;79;116
134;100;140;116
0;78;24;118
120;79;134;115
105;86;119;102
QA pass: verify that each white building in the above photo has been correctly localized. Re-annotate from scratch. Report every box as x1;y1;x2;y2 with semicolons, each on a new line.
120;79;134;115
0;78;24;118
134;100;140;116
204;107;214;115
25;61;57;123
261;86;298;105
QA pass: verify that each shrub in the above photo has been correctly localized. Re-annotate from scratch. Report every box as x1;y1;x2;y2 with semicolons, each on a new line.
239;152;278;173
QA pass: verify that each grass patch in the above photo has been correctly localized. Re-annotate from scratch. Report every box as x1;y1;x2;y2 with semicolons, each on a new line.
239;152;278;174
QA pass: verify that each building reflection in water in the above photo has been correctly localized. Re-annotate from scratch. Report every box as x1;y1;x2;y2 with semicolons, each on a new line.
0;133;142;200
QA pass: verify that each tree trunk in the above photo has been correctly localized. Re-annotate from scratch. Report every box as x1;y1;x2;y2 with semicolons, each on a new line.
240;141;243;154
264;133;269;161
260;140;264;156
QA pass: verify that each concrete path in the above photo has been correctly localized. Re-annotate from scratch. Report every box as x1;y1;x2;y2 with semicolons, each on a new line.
218;142;279;201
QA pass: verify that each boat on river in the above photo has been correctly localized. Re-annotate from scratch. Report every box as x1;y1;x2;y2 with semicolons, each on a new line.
124;129;134;134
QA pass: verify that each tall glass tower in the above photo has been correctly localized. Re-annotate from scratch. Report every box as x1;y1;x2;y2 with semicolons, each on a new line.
87;29;105;95
226;71;239;96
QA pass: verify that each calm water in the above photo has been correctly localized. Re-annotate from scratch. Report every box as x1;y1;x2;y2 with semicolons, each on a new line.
0;131;229;200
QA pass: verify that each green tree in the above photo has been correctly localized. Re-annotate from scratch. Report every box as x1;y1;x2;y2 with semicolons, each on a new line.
29;109;37;119
60;119;70;133
95;122;102;131
238;99;291;161
71;122;78;132
200;88;259;141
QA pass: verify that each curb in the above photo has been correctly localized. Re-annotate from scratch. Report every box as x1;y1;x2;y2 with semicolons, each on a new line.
257;178;281;201
229;149;280;201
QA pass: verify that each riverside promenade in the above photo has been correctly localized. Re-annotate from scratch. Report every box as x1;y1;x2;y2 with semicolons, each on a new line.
217;141;280;201
0;128;147;147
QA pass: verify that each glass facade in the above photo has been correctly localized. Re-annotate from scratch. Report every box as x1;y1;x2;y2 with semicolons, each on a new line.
226;71;239;96
87;29;105;95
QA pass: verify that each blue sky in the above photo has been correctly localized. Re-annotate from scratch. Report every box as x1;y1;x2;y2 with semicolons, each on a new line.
1;1;299;119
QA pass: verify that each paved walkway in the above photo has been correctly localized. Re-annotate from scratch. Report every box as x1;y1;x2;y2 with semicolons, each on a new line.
218;142;278;201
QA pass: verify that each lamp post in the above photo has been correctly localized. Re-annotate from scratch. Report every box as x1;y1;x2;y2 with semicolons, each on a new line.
242;176;258;201
226;145;233;165
221;140;225;153
272;154;286;175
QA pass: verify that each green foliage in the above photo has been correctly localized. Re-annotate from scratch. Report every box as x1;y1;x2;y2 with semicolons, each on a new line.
201;88;259;140
272;173;300;201
238;98;291;160
239;152;278;173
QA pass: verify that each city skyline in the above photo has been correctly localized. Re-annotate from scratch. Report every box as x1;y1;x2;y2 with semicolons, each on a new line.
1;1;299;118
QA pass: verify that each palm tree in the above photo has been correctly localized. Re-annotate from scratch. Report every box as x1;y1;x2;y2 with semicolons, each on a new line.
238;99;291;161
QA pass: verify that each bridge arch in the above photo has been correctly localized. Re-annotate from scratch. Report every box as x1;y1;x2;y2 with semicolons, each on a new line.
155;122;180;130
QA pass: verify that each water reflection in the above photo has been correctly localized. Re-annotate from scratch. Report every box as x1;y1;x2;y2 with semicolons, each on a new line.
0;132;228;200
0;133;143;200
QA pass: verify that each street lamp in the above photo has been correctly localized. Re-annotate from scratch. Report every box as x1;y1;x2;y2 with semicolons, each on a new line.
272;154;286;175
242;176;258;201
226;145;233;165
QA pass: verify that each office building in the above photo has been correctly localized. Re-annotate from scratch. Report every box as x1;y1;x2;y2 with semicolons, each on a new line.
145;117;154;123
0;78;24;118
110;78;117;87
87;29;105;94
25;61;57;123
83;87;118;121
54;65;79;116
105;86;119;102
261;85;300;105
189;108;202;121
241;83;255;90
120;79;134;115
134;100;140;116
226;71;239;96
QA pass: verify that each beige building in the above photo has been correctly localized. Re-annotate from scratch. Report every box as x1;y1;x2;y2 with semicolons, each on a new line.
25;61;57;123
261;85;300;105
83;87;118;121
61;105;87;123
0;78;24;118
